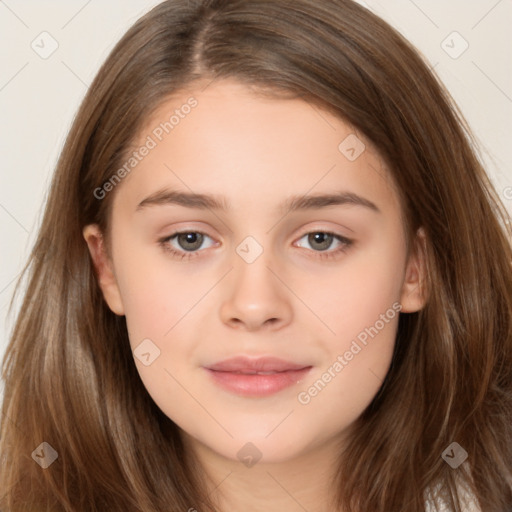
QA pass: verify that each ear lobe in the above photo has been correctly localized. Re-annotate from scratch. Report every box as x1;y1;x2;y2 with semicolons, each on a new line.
82;224;125;316
399;227;428;313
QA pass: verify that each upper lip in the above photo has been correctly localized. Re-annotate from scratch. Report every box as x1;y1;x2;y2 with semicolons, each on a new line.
205;356;311;373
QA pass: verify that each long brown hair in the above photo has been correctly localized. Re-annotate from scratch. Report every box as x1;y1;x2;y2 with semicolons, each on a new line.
1;1;511;510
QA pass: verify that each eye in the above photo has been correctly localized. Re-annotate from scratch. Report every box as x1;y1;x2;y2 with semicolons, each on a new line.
159;229;353;261
295;231;353;260
159;231;215;260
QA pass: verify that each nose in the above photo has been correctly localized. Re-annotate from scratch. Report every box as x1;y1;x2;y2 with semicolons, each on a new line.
219;250;293;332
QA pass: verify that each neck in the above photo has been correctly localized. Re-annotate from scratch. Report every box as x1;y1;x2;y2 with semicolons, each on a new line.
182;431;345;512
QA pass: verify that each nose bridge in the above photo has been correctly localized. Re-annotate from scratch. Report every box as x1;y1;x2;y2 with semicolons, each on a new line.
219;233;293;330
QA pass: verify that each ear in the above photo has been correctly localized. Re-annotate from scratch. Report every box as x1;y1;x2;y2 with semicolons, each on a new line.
82;224;125;316
399;227;428;313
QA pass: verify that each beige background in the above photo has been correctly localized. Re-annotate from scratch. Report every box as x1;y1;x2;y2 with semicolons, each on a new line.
1;0;511;380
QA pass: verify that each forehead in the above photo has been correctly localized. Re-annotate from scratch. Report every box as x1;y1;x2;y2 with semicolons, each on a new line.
112;78;400;220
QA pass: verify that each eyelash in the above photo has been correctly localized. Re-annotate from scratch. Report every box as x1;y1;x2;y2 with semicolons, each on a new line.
158;230;353;261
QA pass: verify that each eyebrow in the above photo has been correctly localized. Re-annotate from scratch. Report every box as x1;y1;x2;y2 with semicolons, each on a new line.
135;188;380;215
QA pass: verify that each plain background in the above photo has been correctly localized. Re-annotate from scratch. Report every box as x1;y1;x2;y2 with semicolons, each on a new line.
1;0;511;395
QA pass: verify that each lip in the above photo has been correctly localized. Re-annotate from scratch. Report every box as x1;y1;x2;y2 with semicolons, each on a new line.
204;356;313;397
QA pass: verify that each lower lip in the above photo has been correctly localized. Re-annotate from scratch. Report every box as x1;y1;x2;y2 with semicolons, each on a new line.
205;367;312;397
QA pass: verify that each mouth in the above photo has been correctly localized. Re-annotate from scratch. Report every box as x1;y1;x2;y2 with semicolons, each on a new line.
204;356;313;397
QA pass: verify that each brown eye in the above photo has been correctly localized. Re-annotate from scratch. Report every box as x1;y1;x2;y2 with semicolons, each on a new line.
159;231;215;260
175;232;204;251
295;231;353;261
307;232;335;251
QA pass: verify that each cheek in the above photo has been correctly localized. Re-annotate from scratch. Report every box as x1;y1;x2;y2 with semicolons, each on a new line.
295;305;399;439
293;236;404;408
113;243;209;348
119;276;177;349
304;237;406;341
114;257;204;420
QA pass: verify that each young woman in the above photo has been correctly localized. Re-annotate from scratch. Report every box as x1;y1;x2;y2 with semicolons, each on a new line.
1;1;511;510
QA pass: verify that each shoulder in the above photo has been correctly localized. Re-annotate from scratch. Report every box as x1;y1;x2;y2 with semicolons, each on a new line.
425;479;482;512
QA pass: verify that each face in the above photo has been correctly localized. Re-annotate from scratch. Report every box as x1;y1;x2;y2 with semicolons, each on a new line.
84;78;424;465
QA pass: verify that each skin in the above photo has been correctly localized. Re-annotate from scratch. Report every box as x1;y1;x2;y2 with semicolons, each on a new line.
83;78;426;512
